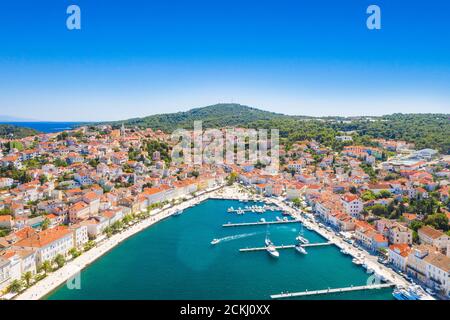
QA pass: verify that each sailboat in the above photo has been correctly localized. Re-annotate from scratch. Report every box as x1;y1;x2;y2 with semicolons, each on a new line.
296;225;310;244
265;226;274;246
264;226;279;258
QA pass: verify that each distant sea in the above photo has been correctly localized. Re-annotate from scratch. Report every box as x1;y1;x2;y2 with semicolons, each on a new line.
0;122;85;134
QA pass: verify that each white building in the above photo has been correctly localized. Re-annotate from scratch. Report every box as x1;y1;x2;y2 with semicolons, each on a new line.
341;194;363;218
12;226;74;266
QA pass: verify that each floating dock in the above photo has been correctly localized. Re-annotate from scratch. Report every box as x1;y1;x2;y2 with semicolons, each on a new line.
223;220;300;227
239;242;332;252
270;283;394;299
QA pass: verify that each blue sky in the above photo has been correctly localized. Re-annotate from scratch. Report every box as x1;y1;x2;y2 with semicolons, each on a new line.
0;0;449;121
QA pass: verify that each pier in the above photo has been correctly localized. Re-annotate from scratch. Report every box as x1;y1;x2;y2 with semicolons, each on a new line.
239;242;332;252
223;219;300;227
270;283;395;299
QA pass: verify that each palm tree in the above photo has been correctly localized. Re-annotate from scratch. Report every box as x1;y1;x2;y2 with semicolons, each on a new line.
54;254;66;269
22;271;33;287
7;279;24;293
41;260;53;274
69;247;81;258
41;217;51;230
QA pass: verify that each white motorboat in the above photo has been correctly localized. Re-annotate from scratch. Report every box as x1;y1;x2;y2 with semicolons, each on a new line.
296;236;309;244
266;245;280;258
173;209;183;216
392;285;431;300
211;239;220;245
425;288;436;296
295;244;308;255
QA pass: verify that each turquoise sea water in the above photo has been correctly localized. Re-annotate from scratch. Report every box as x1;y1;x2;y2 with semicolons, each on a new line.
47;199;393;300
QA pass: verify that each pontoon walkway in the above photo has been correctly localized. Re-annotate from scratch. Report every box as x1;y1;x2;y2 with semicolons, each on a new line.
270;283;394;299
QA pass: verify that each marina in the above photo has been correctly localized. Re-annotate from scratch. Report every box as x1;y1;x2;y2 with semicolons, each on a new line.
239;242;333;252
227;205;280;214
223;220;300;227
46;197;395;300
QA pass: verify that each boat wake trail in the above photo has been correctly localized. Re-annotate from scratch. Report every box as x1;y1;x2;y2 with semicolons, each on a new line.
218;232;260;243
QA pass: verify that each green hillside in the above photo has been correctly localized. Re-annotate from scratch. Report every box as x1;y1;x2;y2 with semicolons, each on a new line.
113;103;290;131
111;104;450;154
0;124;40;139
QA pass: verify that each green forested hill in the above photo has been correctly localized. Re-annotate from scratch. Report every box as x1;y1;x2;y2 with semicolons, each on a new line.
114;104;290;131
0;124;40;139
330;114;450;154
113;104;450;154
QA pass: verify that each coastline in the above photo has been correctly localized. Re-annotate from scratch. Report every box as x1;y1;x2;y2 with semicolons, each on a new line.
13;185;227;300
13;184;427;300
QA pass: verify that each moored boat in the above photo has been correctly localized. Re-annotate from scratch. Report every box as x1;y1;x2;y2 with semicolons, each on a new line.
295;244;308;255
392;285;431;300
266;244;280;258
296;236;309;244
173;209;183;216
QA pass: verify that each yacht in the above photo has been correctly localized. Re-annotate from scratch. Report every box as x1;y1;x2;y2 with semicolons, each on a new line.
276;216;282;222
295;244;308;255
392;285;432;300
227;207;234;213
266;244;280;258
210;239;220;245
296;236;309;244
352;258;363;265
260;218;266;223
392;288;412;300
425;288;436;296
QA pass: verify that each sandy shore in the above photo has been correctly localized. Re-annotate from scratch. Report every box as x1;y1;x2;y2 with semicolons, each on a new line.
13;186;225;300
